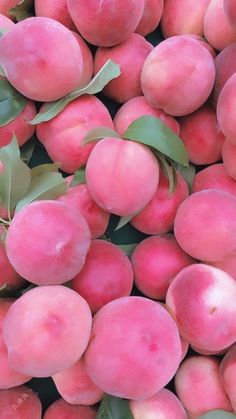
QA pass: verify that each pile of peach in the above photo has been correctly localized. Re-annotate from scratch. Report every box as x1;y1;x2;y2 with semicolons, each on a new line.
1;0;236;418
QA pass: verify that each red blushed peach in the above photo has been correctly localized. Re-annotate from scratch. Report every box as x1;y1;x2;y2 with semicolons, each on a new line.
179;104;225;165
0;1;18;18
174;189;236;262
192;163;236;197
204;0;236;51
161;0;210;38
131;170;188;235
36;95;114;174
72;240;133;313
220;344;236;410
2;285;92;377
0;101;36;148
223;140;236;180
71;32;93;86
141;35;216;116
135;0;164;36
0;17;84;102
166;264;236;351
212;44;236;107
175;356;232;417
131;234;194;300
84;296;182;400
43;399;96;419
130;388;188;419
86;137;159;217
217;74;236;144
35;0;77;31
94;34;153;104
113;96;180;136
52;357;104;405
181;336;189;361
5;200;91;285
224;0;236;27
209;255;236;280
0;386;42;418
67;0;144;47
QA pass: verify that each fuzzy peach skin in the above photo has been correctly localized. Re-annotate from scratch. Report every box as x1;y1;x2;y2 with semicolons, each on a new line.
224;0;236;27
0;226;25;290
204;0;236;51
5;200;91;285
0;299;31;389
179;104;225;165
192;164;236;196
35;0;76;30
0;385;42;418
84;296;182;400
67;0;144;47
217;74;236;144
131;170;188;235
114;96;180;136
94;33;153;104
71;32;93;86
0;101;36;148
175;356;232;418
161;0;210;38
222;140;236;180
209;255;236;280
166;263;236;351
220;344;236;410
0;12;14;29
2;285;92;377
187;34;217;58
180;336;189;361
174;189;236;262
58;182;110;239
86;137;159;217
131;234;194;300
141;35;216;116
130;388;187;419
0;17;84;102
136;0;163;36
36;95;114;174
52;356;104;405
212;44;236;107
43;398;96;419
72;240;134;313
0;0;18;18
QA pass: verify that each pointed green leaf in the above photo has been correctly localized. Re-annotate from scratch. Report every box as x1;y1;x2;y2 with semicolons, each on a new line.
0;79;28;127
31;163;61;179
96;395;134;419
115;215;133;231
71;168;86;186
0;136;31;214
15;171;67;212
123;115;189;166
118;243;138;256
173;162;196;192
199;410;236;419
82;127;120;145
156;153;178;194
9;0;34;21
20;138;36;164
29;59;121;125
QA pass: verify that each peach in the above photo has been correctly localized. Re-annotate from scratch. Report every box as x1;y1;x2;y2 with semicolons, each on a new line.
131;169;189;235
5;200;91;285
35;0;76;31
181;336;189;361
36;95;114;174
135;0;164;36
0;226;24;290
130;388;188;418
141;35;216;116
192;163;236;197
131;234;194;300
161;0;210;38
0;0;18;18
0;385;42;418
175;356;232;417
0;17;84;101
222;140;236;180
178;104;225;165
224;0;236;27
187;34;217;58
220;344;236;410
204;0;236;51
86;137;159;217
72;240;133;313
166;263;236;351
43;398;96;419
174;189;236;262
0;12;14;30
52;357;104;405
58;182;110;239
71;32;93;86
94;33;153;104
212;43;236;107
113;96;180;136
2;285;92;377
209;255;236;280
67;0;145;47
0;101;37;148
84;296;182;399
217;73;236;144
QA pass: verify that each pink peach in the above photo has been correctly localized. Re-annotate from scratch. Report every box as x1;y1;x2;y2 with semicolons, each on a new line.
192;163;236;197
43;398;96;419
136;0;164;36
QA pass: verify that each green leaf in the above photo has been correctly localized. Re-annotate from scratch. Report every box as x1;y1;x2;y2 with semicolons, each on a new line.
173;162;196;192
20;138;36;164
0;79;28;127
31;163;61;179
82;127;120;145
198;410;236;419
115;215;133;231
9;0;35;21
0;136;31;214
123;115;189;167
71;168;86;186
30;59;121;125
157;153;178;194
15;171;67;212
118;243;138;256
96;395;134;419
